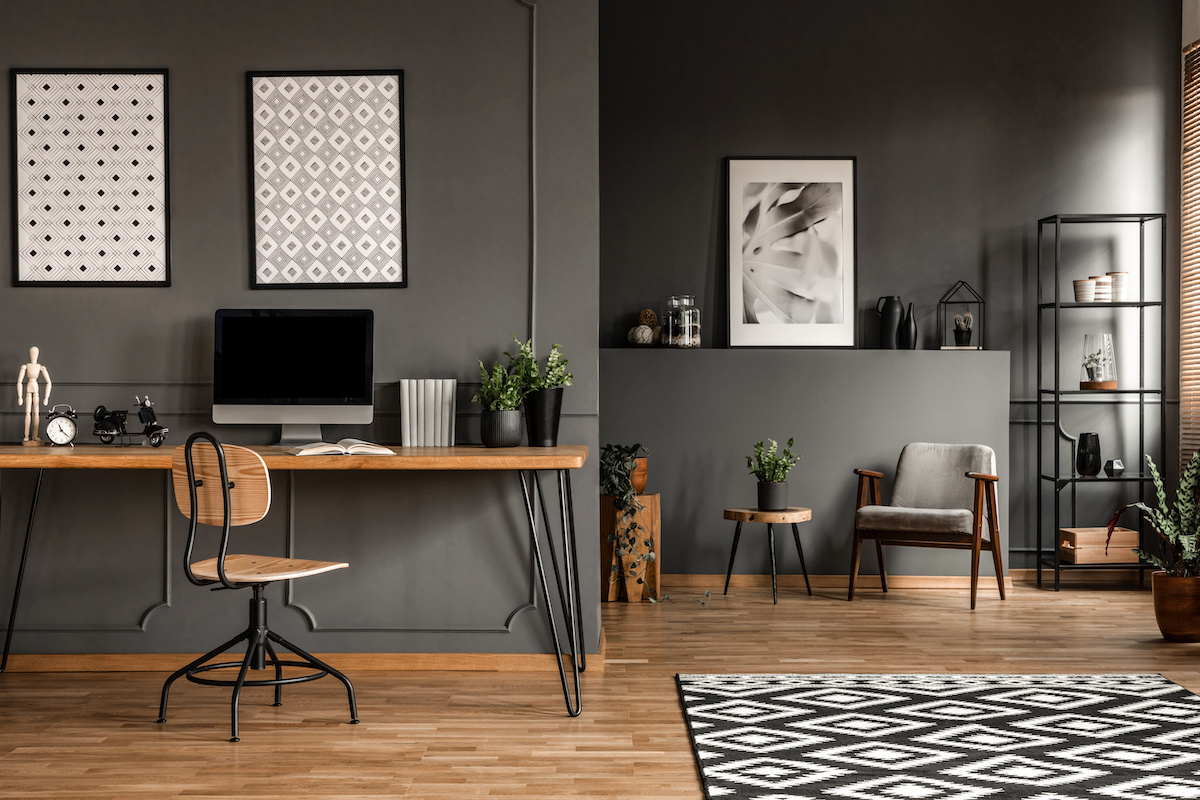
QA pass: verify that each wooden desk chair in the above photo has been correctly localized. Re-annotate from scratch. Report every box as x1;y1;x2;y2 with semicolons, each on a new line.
848;442;1005;610
156;432;358;742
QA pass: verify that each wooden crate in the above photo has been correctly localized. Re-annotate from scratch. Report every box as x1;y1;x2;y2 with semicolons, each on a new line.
600;493;661;601
1059;526;1139;564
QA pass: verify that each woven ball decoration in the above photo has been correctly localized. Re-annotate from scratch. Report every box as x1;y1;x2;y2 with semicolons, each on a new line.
637;308;657;327
628;325;655;346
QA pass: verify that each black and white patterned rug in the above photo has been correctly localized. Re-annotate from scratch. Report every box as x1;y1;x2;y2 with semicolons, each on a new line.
677;673;1200;799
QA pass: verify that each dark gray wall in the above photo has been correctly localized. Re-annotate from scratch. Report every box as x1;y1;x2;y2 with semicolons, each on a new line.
600;350;1010;579
0;0;601;655
599;0;1181;568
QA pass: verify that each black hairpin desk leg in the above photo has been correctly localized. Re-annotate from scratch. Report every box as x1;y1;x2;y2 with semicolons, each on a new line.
518;469;582;716
1;468;44;674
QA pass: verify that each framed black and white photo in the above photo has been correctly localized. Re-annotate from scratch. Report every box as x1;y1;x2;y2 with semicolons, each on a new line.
11;69;170;286
248;71;406;288
727;157;855;347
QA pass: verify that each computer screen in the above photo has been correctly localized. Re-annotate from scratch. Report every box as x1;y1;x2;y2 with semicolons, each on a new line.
213;309;374;443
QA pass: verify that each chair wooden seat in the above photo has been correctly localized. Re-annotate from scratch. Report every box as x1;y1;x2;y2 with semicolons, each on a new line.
190;554;348;584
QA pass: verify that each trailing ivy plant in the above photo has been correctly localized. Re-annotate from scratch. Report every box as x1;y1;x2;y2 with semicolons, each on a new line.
506;334;573;392
471;359;527;411
1107;452;1200;577
600;443;655;598
747;437;800;483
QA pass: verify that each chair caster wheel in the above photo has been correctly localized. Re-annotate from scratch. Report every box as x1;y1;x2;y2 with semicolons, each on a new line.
230;737;240;743
350;719;360;724
272;702;282;707
156;718;166;723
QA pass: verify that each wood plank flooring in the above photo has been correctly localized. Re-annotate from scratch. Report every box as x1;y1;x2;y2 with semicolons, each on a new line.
1;580;1197;799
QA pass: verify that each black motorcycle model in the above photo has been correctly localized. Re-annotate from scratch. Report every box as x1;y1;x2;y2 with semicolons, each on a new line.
93;395;169;447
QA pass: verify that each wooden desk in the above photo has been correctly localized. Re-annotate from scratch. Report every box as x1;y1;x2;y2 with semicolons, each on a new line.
0;444;588;716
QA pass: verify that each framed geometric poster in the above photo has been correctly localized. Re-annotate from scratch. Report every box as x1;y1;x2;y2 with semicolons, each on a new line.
727;157;856;347
247;71;406;288
11;69;170;286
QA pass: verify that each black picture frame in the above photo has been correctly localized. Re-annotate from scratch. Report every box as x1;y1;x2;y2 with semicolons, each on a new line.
246;70;407;289
11;68;171;287
726;156;857;348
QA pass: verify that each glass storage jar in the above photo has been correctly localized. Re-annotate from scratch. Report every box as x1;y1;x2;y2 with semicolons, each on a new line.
663;295;701;348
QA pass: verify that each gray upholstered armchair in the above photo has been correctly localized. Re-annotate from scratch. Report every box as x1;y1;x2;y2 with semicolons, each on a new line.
849;442;1004;609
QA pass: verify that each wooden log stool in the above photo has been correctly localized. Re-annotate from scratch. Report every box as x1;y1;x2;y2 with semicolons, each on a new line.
723;507;812;604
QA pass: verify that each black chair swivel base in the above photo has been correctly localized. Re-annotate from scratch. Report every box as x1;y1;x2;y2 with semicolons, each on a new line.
156;584;358;742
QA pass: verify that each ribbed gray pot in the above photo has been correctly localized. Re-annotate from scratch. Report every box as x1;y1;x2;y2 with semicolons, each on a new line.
481;409;523;448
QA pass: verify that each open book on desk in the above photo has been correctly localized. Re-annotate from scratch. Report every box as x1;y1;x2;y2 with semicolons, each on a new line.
286;439;396;456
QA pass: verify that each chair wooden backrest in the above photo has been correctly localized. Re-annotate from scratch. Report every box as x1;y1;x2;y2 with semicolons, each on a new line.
171;433;271;589
172;440;271;525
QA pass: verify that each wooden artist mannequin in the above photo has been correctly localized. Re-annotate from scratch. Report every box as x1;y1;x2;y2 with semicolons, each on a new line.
17;346;51;445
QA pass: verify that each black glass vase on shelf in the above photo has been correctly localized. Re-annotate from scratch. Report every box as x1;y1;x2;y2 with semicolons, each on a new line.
1076;432;1101;477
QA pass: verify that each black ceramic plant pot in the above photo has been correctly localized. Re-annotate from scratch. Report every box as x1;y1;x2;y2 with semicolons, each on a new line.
1076;432;1101;477
481;409;523;448
954;329;972;346
757;481;788;511
524;387;564;447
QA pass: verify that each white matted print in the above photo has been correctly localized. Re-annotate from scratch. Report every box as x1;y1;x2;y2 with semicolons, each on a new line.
12;70;169;286
728;158;855;347
249;71;406;288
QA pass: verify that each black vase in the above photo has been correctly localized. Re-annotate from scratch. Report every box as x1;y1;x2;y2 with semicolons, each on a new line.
898;303;918;349
757;481;788;511
1076;432;1101;477
524;387;564;447
481;409;523;448
877;296;902;349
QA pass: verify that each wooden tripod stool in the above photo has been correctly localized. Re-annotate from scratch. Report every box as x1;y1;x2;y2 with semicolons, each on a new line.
723;507;813;603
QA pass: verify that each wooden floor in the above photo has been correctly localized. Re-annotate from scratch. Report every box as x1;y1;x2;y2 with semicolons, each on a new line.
1;580;1197;799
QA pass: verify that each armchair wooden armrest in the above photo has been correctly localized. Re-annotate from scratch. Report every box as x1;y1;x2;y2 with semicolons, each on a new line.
854;468;884;508
969;472;1000;547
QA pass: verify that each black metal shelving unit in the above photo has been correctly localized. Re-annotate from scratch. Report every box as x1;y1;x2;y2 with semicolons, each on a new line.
1036;213;1167;590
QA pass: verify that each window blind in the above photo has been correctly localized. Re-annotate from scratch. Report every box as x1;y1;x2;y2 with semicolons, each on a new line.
1181;42;1200;465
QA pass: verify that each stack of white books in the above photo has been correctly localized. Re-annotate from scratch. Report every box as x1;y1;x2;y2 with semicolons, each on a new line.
400;379;457;446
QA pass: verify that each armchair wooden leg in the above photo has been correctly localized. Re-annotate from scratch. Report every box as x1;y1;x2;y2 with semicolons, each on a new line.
875;540;888;593
990;541;1006;600
848;530;863;601
970;538;981;611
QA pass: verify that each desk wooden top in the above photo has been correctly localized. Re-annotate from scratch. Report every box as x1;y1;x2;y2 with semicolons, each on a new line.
0;444;588;471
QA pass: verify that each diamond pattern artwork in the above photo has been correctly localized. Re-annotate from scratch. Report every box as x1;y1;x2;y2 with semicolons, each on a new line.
678;674;1200;800
249;71;405;287
13;71;169;285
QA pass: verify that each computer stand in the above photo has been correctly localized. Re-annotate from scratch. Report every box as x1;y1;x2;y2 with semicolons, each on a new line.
272;424;325;448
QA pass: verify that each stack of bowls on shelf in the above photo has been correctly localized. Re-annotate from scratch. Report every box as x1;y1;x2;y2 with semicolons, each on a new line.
1107;271;1128;302
1073;278;1096;303
1089;275;1112;302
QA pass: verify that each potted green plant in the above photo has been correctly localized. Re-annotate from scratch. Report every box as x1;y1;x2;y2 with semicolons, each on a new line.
953;312;973;346
747;437;799;511
600;443;654;600
471;358;527;447
1107;451;1200;641
507;335;573;447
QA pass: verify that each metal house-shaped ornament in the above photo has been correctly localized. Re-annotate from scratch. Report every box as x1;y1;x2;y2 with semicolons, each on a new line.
937;280;984;350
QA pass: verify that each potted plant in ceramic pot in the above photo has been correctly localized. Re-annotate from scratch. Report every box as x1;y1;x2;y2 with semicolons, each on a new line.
747;437;799;511
471;357;527;447
1107;451;1200;641
507;335;573;447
